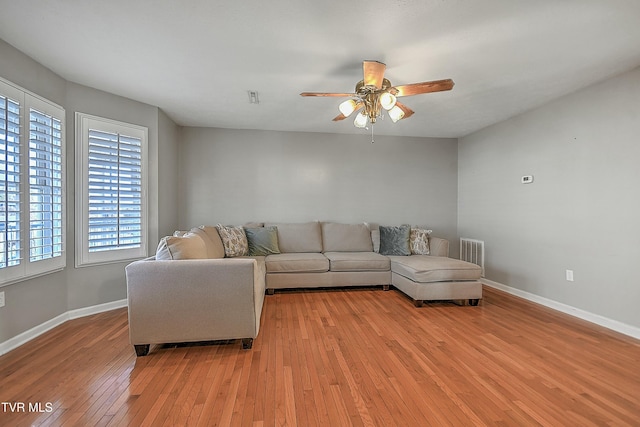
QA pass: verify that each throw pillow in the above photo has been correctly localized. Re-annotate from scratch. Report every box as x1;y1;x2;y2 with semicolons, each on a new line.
379;225;411;256
364;222;380;253
215;224;249;257
156;232;207;260
410;228;433;255
245;226;281;256
190;226;225;259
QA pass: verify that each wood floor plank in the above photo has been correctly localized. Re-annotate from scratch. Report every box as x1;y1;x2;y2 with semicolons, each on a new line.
1;286;639;426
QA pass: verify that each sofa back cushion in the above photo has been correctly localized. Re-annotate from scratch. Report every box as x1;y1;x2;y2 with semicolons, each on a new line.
156;232;207;260
322;222;373;252
265;221;322;253
190;226;225;259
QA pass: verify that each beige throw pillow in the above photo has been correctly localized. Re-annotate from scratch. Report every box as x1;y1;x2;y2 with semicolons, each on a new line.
156;232;207;260
191;226;226;259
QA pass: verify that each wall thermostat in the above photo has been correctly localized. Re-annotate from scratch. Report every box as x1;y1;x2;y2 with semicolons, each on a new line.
521;175;534;184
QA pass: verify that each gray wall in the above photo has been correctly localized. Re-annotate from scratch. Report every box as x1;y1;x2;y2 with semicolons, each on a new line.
0;39;180;344
158;109;181;238
178;128;459;247
458;66;640;328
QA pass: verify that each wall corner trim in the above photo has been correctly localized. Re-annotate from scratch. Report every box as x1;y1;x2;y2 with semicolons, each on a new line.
0;299;128;357
482;279;640;340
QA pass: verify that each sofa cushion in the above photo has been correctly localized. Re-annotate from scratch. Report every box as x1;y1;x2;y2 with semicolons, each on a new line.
364;222;380;253
264;221;323;253
410;228;432;255
215;224;249;257
245;226;281;256
265;253;329;273
189;226;225;259
322;222;373;252
324;252;390;272
156;233;207;260
379;225;411;256
389;255;482;283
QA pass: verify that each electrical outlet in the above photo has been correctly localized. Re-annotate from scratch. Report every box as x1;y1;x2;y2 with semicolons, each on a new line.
566;270;574;282
0;291;5;308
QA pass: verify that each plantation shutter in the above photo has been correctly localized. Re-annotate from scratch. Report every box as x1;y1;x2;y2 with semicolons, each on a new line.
1;77;66;285
87;129;143;252
76;112;147;267
0;93;21;269
29;107;64;261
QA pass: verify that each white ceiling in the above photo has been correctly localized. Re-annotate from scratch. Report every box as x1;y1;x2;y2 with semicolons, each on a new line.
1;0;640;138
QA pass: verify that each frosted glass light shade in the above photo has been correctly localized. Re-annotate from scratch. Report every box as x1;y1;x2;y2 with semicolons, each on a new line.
354;112;368;128
388;105;405;122
338;99;357;117
380;92;397;110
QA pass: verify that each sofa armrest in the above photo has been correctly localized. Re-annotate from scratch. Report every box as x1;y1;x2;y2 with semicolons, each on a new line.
429;237;449;257
125;258;265;346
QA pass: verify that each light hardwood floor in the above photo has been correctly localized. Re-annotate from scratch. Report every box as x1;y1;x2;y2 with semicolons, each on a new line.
1;286;639;426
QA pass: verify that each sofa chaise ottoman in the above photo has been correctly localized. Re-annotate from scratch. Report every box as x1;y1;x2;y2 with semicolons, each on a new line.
389;255;483;306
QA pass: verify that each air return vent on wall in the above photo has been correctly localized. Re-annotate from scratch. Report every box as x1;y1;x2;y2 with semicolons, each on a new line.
460;238;484;277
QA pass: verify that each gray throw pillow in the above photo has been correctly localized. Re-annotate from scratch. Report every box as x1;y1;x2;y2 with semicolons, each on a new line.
245;226;281;256
379;225;411;256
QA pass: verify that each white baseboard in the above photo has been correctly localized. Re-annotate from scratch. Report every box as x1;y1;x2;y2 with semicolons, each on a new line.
482;279;640;340
0;299;128;357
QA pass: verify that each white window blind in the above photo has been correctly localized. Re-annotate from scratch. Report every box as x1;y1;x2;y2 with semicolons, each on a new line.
1;93;21;270
76;113;147;266
1;77;66;286
87;129;142;252
29;108;63;262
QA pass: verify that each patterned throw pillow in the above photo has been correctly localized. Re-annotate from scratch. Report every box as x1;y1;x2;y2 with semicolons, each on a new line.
410;228;433;255
215;224;248;257
379;225;411;256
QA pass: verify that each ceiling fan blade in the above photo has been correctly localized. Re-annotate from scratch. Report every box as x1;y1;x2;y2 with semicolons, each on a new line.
300;92;357;97
332;102;363;121
393;79;455;97
363;60;386;88
395;101;414;119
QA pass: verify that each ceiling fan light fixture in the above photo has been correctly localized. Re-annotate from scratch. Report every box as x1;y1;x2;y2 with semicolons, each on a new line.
354;111;368;128
338;99;358;117
388;105;405;122
300;60;454;130
379;92;396;110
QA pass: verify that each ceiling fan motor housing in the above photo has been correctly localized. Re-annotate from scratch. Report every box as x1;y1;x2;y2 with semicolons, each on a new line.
355;79;394;123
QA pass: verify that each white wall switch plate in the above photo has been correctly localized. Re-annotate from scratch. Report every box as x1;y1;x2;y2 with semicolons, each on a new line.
521;175;534;184
0;291;5;308
566;270;574;282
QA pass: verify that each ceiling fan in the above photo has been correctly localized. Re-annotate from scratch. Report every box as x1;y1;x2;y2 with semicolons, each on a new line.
300;60;454;129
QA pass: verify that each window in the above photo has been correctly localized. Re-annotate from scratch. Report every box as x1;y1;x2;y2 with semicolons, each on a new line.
1;78;65;286
76;113;148;266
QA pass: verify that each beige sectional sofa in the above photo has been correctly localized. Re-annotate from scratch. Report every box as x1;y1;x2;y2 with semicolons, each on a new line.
125;221;482;356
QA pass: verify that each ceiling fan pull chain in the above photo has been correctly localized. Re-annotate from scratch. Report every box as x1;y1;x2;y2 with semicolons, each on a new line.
371;124;375;143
